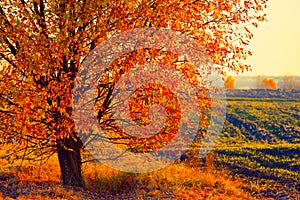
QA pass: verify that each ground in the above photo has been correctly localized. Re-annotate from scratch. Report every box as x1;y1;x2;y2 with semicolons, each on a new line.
1;89;299;199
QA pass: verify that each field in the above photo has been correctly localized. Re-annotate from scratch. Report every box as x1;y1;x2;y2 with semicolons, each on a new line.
0;89;299;199
214;93;300;199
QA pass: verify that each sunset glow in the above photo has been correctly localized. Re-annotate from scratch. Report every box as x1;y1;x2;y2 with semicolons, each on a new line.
243;0;300;76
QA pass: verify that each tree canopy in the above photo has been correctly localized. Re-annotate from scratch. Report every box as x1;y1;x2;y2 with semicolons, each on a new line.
0;0;268;186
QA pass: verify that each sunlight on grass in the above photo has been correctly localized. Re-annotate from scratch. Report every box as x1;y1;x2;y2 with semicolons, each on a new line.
82;158;253;199
0;144;256;199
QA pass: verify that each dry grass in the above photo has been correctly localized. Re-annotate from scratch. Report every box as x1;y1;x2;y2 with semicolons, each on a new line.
0;145;264;200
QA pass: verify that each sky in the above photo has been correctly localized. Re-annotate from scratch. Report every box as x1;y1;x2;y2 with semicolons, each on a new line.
239;0;300;76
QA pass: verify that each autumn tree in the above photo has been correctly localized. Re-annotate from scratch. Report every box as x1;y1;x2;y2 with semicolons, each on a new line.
0;0;268;187
257;76;277;90
224;76;236;89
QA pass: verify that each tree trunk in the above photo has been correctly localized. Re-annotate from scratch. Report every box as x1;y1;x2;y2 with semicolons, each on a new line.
57;137;85;187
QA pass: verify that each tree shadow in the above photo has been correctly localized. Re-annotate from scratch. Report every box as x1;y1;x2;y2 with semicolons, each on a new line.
0;172;21;199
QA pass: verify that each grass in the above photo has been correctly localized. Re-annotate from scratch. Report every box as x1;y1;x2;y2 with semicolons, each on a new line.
0;147;255;199
214;143;300;179
218;101;300;145
213;144;300;199
83;160;252;199
214;98;300;199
